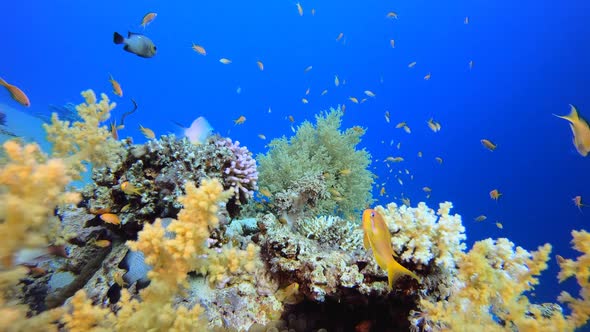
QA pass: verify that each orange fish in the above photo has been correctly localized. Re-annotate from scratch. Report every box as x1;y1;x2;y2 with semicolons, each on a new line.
490;189;502;201
191;43;206;55
0;77;30;107
100;213;121;226
573;195;585;211
362;209;420;288
481;139;497;151
121;181;143;196
257;60;264;71
141;12;157;28
234;115;246;125
108;74;123;97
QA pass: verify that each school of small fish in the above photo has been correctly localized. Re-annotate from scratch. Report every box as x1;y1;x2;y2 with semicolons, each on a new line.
1;3;586;260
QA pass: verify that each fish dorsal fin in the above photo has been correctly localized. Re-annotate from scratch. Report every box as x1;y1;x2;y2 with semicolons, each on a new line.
128;31;143;38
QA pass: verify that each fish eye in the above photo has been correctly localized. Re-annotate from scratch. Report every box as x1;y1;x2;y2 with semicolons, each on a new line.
370;212;375;217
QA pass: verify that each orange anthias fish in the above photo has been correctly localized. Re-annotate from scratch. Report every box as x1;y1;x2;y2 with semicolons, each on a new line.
362;209;420;288
554;105;590;157
573;195;586;211
141;12;157;28
0;77;30;107
490;189;502;201
234;115;246;125
109;74;123;97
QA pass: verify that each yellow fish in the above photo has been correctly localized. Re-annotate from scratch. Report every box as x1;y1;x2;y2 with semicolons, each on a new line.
349;97;359;104
334;75;340;87
339;169;352;176
362;209;419;288
474;215;487;222
427;118;441;132
496;222;503;229
403;125;411;134
234;115;246;125
191;43;206;55
219;58;232;64
481;139;497;151
296;2;303;16
259;188;272;198
139;125;155;139
380;187;386;196
554;105;590;156
395;121;406;129
108;74;123;97
121;181;143;196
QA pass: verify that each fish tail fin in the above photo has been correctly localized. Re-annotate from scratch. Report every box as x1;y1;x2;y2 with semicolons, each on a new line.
0;77;6;87
113;32;125;44
553;105;580;123
387;261;420;288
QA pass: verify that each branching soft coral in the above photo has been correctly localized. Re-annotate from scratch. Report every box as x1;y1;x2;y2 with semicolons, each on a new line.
43;89;122;177
203;243;263;288
413;238;574;332
64;178;264;331
0;141;80;264
557;229;590;328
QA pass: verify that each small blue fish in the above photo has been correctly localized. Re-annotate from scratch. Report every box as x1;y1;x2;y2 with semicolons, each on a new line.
113;32;157;58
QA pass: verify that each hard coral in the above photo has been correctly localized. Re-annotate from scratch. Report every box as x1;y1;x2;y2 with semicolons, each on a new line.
85;134;258;234
215;137;259;204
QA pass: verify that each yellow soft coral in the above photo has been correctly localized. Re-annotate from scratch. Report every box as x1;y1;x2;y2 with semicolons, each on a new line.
64;179;243;331
557;230;590;328
204;243;263;288
411;239;573;332
0;140;80;264
43;89;122;177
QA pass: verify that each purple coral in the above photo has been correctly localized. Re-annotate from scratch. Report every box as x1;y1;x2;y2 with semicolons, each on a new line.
216;138;258;203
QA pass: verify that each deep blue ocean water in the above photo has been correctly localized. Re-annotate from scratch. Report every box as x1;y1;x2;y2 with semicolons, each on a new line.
2;0;589;320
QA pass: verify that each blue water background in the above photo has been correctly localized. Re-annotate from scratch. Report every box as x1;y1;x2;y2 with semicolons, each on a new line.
2;0;589;310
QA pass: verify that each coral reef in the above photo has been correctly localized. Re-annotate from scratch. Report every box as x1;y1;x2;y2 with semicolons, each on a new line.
2;90;589;332
83;134;258;237
256;107;374;223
